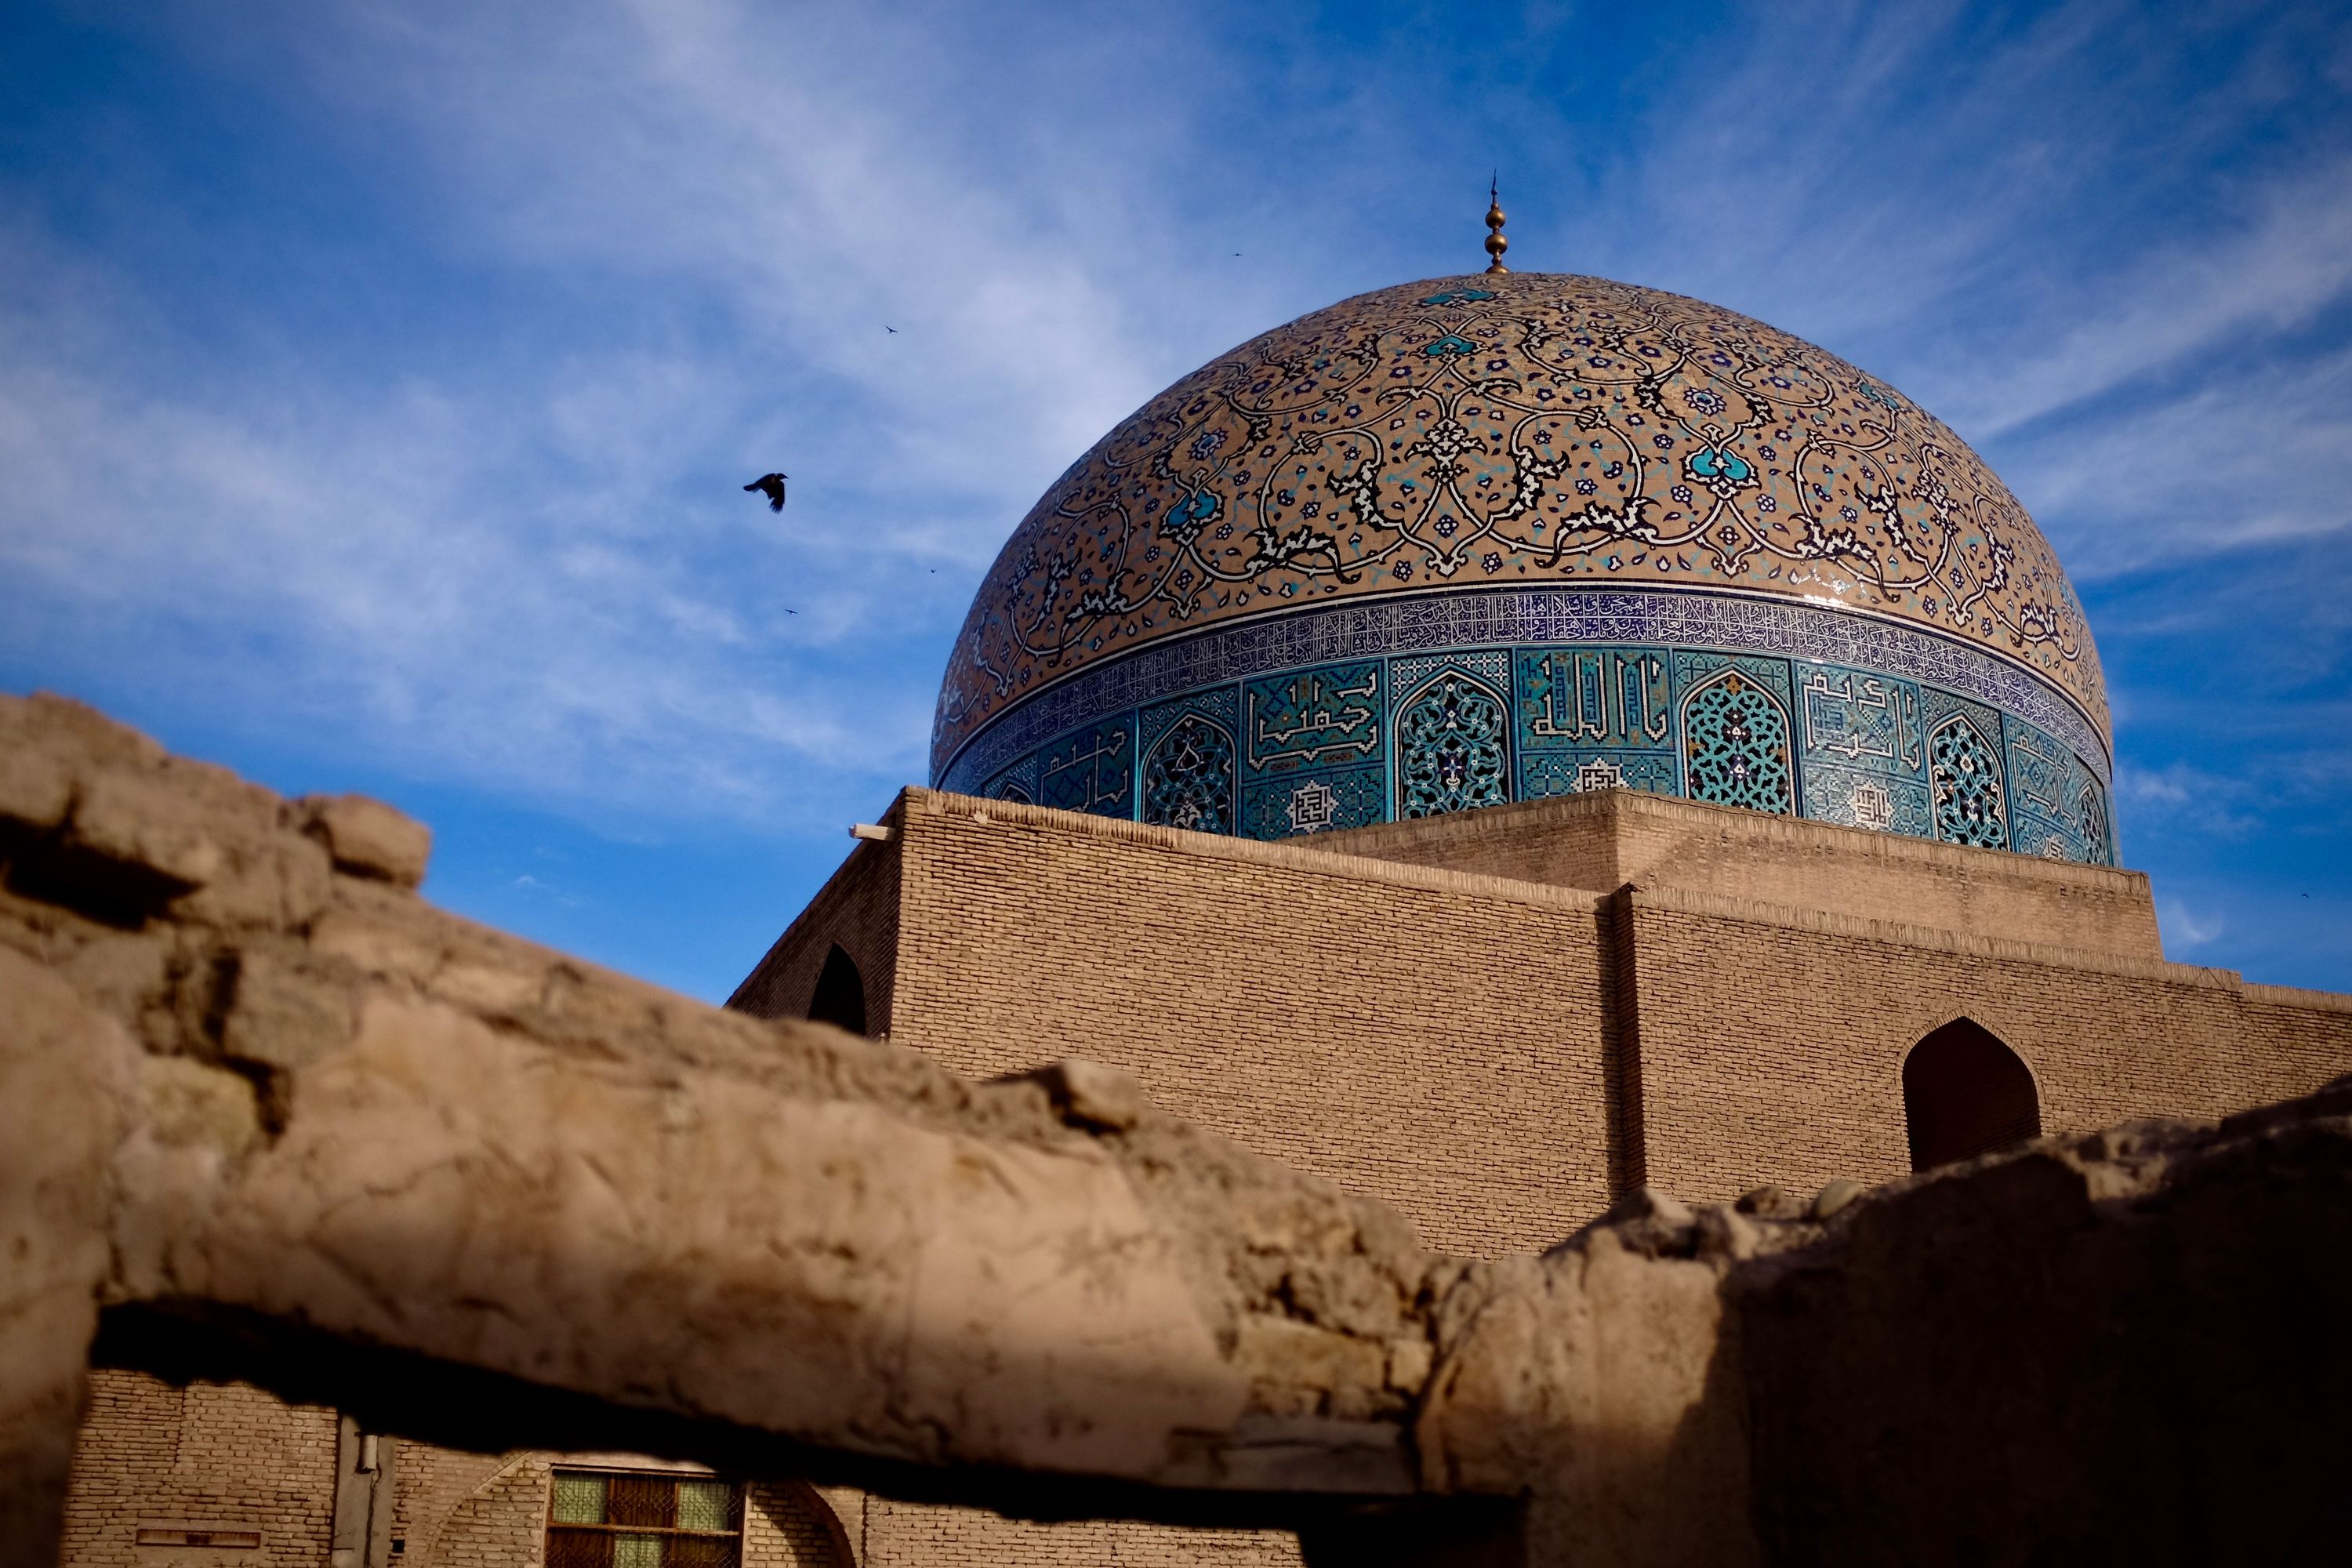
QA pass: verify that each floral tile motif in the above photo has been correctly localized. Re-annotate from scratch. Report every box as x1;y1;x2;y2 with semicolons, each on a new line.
936;273;2106;775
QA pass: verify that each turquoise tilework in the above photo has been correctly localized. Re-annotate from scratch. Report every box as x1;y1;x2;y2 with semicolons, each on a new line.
1674;652;1796;815
1520;749;1680;799
1040;713;1136;819
1242;661;1385;779
1139;688;1240;835
1514;647;1674;752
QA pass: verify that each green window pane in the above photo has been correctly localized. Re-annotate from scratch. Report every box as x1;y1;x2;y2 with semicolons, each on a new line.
675;1481;735;1533
612;1534;662;1568
550;1474;608;1525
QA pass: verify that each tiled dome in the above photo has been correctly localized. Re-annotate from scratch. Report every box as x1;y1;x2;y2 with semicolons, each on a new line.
932;274;2114;860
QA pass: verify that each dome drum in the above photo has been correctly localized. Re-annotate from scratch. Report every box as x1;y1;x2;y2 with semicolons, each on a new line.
937;583;2114;862
934;274;2114;863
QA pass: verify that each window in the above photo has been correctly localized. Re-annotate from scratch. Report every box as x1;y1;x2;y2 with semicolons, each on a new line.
1902;1019;2042;1171
546;1470;742;1568
808;944;867;1036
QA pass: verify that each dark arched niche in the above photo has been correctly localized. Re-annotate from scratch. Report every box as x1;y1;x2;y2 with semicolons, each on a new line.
808;944;868;1036
1903;1019;2041;1171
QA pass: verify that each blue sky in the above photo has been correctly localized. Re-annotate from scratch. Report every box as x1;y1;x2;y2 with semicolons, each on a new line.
4;1;2350;1000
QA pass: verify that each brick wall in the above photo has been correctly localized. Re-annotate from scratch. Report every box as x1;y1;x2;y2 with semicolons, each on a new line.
880;790;1619;1259
745;1480;858;1566
60;1371;339;1568
1316;789;2165;960
855;1501;1296;1567
1622;887;2352;1204
419;1454;547;1568
390;1449;858;1568
731;826;902;1035
390;1444;510;1566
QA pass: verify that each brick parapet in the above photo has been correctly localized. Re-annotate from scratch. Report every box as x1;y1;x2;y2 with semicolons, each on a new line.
1312;789;2162;960
1626;884;2237;989
896;789;1613;913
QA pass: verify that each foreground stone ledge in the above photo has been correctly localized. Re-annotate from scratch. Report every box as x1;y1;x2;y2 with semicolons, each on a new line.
5;689;2352;1566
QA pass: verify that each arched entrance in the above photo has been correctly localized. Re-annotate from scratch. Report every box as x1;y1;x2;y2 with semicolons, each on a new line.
1902;1019;2041;1171
808;944;868;1036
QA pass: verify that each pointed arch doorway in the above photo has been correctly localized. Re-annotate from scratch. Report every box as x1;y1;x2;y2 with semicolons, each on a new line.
1903;1019;2041;1171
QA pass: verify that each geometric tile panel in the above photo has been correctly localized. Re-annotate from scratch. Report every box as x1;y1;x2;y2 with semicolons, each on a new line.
1141;685;1239;754
2004;716;2082;862
2069;751;2116;866
1242;762;1385;840
982;750;1041;806
1803;761;1933;835
1521;747;1680;800
1795;663;1926;782
1140;713;1236;835
1039;713;1136;820
1514;646;1673;754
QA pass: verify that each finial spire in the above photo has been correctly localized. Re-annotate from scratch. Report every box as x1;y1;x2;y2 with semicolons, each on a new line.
1483;176;1509;274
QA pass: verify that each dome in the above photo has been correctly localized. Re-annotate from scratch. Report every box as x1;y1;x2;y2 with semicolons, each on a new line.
932;273;2114;862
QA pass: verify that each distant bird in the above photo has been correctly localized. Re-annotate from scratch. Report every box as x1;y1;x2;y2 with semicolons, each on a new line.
745;473;789;513
886;325;898;334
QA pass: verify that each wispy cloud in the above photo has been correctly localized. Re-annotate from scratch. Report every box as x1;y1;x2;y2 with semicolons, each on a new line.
5;0;2351;991
1953;156;2352;440
2157;896;2226;952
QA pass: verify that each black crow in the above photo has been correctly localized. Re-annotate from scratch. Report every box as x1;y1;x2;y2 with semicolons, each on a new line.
745;473;788;512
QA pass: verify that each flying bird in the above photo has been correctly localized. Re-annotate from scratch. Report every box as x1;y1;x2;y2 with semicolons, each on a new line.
886;325;898;334
745;473;789;513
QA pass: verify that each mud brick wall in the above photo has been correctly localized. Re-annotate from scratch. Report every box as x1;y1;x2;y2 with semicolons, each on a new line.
1318;790;2165;960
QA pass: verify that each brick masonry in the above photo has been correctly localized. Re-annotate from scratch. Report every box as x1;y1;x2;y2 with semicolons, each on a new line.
59;1373;339;1568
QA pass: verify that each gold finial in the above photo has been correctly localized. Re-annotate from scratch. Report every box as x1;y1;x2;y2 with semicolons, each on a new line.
1484;176;1509;274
